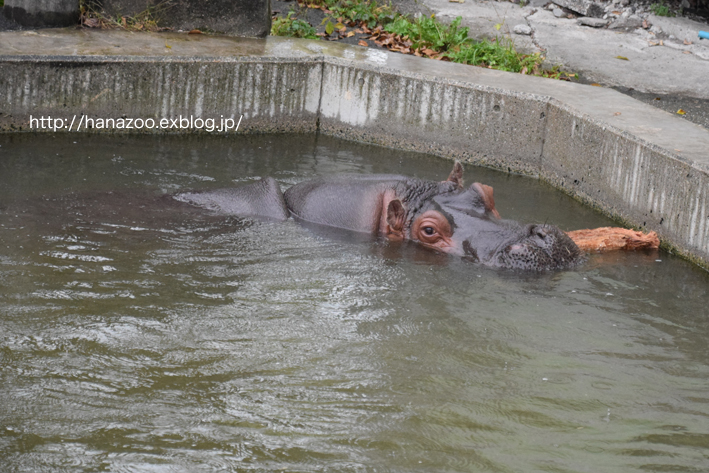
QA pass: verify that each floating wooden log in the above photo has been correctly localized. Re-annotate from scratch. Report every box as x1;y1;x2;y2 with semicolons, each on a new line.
566;227;660;252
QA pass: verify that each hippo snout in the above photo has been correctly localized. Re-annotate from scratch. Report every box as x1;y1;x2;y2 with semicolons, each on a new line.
495;224;583;271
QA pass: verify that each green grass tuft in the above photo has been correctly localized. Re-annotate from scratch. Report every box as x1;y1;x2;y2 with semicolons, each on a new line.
278;0;575;80
385;15;469;52
446;37;542;73
271;11;319;39
650;1;676;17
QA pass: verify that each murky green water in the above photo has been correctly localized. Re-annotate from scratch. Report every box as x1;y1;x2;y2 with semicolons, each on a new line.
1;133;708;472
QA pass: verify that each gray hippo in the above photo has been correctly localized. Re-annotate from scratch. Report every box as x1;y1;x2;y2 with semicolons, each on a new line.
176;162;582;271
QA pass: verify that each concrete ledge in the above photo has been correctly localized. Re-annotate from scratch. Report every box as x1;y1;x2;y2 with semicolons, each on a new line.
0;54;322;135
543;102;709;265
319;60;548;174
1;29;708;268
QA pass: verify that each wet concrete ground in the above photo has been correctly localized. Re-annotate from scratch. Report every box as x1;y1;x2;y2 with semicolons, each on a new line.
0;10;23;31
611;87;709;129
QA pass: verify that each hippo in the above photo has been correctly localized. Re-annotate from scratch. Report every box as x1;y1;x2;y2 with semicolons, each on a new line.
176;162;583;271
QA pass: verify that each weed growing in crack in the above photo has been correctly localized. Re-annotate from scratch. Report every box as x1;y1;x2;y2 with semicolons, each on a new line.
272;11;319;39
274;0;578;80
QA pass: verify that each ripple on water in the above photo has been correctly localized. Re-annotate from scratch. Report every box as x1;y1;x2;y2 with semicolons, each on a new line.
1;134;709;472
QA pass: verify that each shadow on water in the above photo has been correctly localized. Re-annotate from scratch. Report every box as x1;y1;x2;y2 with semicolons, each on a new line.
1;132;708;472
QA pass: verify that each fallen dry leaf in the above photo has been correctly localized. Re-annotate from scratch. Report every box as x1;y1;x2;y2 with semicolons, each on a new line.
677;109;686;115
591;83;602;87
188;29;202;34
84;18;100;28
684;39;693;45
683;51;692;54
615;56;629;61
614;112;621;116
358;40;368;47
346;31;355;37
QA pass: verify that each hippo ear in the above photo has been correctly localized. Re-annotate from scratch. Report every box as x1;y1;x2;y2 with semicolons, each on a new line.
386;199;405;240
471;182;501;219
446;161;464;189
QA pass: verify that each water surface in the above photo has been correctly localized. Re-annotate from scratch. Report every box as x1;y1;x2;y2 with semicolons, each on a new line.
1;133;708;472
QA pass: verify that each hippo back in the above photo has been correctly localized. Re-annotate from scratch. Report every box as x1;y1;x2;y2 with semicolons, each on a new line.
284;175;404;234
175;177;289;220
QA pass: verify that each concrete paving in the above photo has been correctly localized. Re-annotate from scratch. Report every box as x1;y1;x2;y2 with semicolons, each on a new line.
390;0;709;131
528;10;709;96
420;0;709;99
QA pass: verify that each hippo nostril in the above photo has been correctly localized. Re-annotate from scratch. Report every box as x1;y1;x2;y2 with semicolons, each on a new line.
528;225;551;245
529;225;545;237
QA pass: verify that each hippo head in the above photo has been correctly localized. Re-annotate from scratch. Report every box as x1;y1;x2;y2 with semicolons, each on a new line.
385;163;583;270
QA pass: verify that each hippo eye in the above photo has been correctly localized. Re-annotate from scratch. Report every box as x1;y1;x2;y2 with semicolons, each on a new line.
413;211;451;247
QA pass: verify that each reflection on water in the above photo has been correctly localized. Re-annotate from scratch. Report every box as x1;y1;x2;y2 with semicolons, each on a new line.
1;133;708;472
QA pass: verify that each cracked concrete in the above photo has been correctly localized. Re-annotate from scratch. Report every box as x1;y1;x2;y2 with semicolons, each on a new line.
529;9;709;97
420;0;709;100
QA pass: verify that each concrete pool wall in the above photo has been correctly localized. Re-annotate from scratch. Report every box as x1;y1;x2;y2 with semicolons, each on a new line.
1;29;709;268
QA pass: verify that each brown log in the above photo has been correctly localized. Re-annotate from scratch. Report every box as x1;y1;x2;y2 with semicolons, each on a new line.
566;227;660;252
